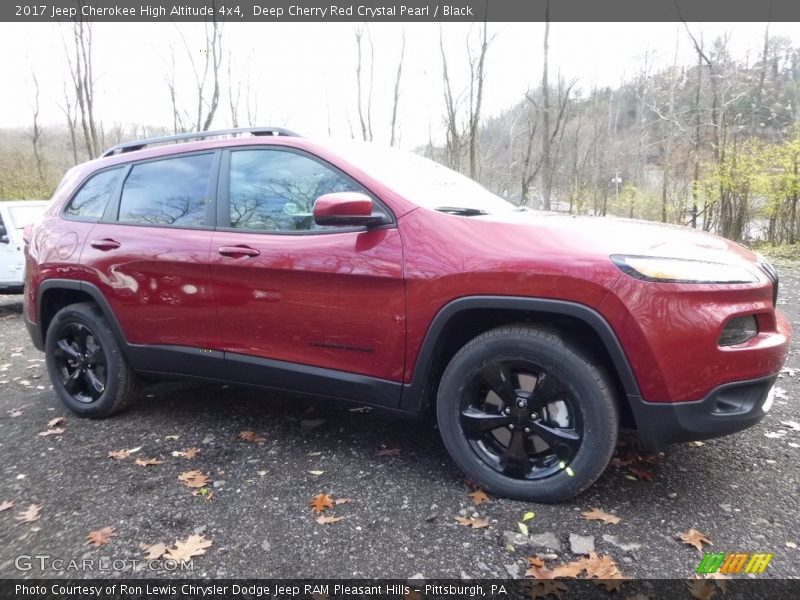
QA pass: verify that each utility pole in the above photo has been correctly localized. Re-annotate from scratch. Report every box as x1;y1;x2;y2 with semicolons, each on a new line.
612;171;622;206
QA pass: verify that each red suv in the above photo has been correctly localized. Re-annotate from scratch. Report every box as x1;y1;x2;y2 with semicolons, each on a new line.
23;128;791;502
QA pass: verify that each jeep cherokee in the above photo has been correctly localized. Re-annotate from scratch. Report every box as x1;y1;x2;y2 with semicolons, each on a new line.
23;127;792;502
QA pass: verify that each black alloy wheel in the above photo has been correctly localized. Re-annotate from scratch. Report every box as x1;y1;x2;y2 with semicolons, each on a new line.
437;325;619;502
460;358;582;480
52;322;107;403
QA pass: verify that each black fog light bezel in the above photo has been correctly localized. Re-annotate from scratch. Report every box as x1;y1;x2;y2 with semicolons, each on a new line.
718;315;759;347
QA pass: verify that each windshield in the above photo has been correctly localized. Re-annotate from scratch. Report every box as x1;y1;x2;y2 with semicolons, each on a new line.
7;203;48;229
323;141;518;215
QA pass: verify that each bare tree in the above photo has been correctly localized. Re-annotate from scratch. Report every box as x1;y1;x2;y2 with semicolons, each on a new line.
440;27;463;170
228;50;240;128
354;25;375;142
28;69;45;183
467;20;490;179
166;21;224;133
390;30;405;147
63;18;100;158
541;2;552;209
58;81;79;166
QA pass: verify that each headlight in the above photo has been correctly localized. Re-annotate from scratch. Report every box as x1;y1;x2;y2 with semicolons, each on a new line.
611;255;758;284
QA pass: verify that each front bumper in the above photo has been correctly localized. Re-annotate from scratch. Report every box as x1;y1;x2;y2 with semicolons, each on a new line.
629;374;777;450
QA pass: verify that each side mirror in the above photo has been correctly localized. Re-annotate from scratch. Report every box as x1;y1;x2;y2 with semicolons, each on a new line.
313;192;389;227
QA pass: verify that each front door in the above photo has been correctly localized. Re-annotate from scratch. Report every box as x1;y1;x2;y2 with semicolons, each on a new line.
210;147;406;403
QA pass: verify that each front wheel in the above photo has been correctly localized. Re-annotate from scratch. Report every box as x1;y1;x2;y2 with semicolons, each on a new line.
436;325;619;502
45;302;140;418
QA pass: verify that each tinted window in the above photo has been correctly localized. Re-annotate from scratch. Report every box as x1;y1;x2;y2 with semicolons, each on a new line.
228;150;363;232
65;168;123;219
118;154;212;227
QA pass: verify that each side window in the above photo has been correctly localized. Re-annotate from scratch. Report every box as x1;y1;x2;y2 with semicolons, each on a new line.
228;149;364;232
118;154;212;227
65;167;124;220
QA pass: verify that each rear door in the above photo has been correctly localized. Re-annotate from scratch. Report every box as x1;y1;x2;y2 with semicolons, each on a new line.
210;147;406;396
80;151;225;377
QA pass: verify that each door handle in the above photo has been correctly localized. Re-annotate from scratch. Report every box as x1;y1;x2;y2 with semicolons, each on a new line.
89;238;121;251
218;245;260;258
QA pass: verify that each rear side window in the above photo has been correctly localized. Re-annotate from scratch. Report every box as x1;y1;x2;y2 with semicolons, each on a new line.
65;168;123;219
118;154;213;227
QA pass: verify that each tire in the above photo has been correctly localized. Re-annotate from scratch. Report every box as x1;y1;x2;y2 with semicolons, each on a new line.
436;325;618;502
44;302;139;418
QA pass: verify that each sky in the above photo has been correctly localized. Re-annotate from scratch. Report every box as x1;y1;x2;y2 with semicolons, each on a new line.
0;21;795;149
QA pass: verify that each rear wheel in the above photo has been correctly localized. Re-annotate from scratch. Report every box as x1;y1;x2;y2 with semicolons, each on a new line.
436;325;618;502
45;302;139;418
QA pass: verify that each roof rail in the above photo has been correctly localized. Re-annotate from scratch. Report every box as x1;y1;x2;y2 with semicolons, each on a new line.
101;127;301;158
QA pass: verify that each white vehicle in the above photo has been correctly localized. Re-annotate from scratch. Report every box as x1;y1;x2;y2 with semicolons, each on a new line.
0;200;50;294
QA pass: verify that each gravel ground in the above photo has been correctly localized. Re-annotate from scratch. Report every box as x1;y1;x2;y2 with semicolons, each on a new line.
0;265;798;580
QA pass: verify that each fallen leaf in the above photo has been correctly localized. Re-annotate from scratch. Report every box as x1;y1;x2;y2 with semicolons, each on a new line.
309;493;334;513
781;420;800;431
689;441;705;447
309;470;325;476
47;417;65;428
523;580;568;599
582;507;621;525
135;457;164;467
164;435;180;440
238;430;266;444
172;448;201;459
164;534;212;563
315;515;344;525
0;500;14;512
527;555;546;570
192;488;214;502
583;552;626;582
627;467;654;481
468;489;490;505
86;526;117;547
679;529;713;551
522;511;536;522
8;409;22;417
686;579;715;600
178;470;210;488
108;449;131;460
376;447;402;456
765;431;786;439
518;522;529;536
37;427;64;437
786;541;797;549
454;516;490;529
334;497;352;505
16;504;42;523
307;451;322;456
140;542;168;560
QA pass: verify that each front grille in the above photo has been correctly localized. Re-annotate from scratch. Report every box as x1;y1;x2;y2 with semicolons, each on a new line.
758;258;779;306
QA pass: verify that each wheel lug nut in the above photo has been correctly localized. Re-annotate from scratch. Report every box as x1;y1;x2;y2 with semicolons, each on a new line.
508;424;515;430
530;412;538;419
524;427;531;433
504;408;511;415
517;401;525;408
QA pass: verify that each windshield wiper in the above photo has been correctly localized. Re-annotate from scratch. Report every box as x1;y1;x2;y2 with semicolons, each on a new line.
434;206;488;216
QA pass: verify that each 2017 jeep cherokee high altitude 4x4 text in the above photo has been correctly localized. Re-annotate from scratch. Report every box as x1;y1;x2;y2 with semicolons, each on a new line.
23;128;791;502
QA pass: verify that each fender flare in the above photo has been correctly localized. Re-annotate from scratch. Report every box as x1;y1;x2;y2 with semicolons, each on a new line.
399;296;641;413
35;279;130;354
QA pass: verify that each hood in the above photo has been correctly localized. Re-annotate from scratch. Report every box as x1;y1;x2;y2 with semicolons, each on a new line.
473;210;759;267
